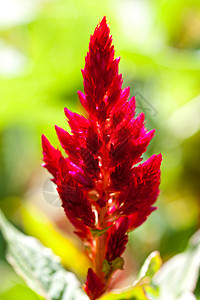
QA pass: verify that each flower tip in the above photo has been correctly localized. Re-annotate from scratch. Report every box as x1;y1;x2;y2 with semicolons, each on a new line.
64;107;72;119
55;124;63;134
55;125;69;146
100;16;107;26
96;16;110;36
146;153;162;171
151;206;158;212
41;134;51;150
154;153;162;165
55;125;65;139
41;134;47;143
138;112;145;122
77;90;87;108
148;128;156;138
157;153;163;166
115;57;121;63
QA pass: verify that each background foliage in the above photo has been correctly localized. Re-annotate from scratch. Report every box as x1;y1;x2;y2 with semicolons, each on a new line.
0;0;200;298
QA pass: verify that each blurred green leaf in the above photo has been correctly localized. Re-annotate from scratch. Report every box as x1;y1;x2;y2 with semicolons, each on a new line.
91;225;112;237
0;210;88;300
0;282;42;300
0;261;42;300
152;230;200;300
21;203;90;277
102;257;124;278
135;251;162;287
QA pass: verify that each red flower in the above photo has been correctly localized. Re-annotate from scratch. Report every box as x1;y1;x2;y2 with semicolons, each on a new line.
106;217;129;262
117;154;162;216
84;268;105;300
42;16;162;299
57;156;95;227
42;134;61;182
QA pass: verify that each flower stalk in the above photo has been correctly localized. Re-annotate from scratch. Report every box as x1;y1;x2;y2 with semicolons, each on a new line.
42;17;162;300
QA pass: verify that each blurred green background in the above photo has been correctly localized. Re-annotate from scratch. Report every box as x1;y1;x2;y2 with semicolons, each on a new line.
0;0;200;298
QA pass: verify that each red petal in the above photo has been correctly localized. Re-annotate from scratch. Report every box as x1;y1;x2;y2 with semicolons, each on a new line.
128;207;157;230
84;268;105;300
55;125;80;164
57;157;95;227
118;154;162;216
41;134;62;181
64;107;89;137
106;217;129;262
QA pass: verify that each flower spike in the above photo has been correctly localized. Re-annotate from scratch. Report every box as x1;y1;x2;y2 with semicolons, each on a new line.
42;17;162;299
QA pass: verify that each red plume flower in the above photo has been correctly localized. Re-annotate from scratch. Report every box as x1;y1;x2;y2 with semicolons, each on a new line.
84;268;105;300
42;16;162;299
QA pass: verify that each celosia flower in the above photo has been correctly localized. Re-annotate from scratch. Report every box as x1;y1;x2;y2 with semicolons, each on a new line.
42;16;162;300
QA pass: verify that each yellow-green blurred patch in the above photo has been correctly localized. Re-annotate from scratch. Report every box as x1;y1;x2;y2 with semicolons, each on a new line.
20;203;90;277
100;286;149;300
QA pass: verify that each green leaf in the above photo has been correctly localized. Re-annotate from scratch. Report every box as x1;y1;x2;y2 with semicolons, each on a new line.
102;257;124;277
135;251;162;287
90;225;113;237
0;210;88;300
152;230;200;300
100;251;162;300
